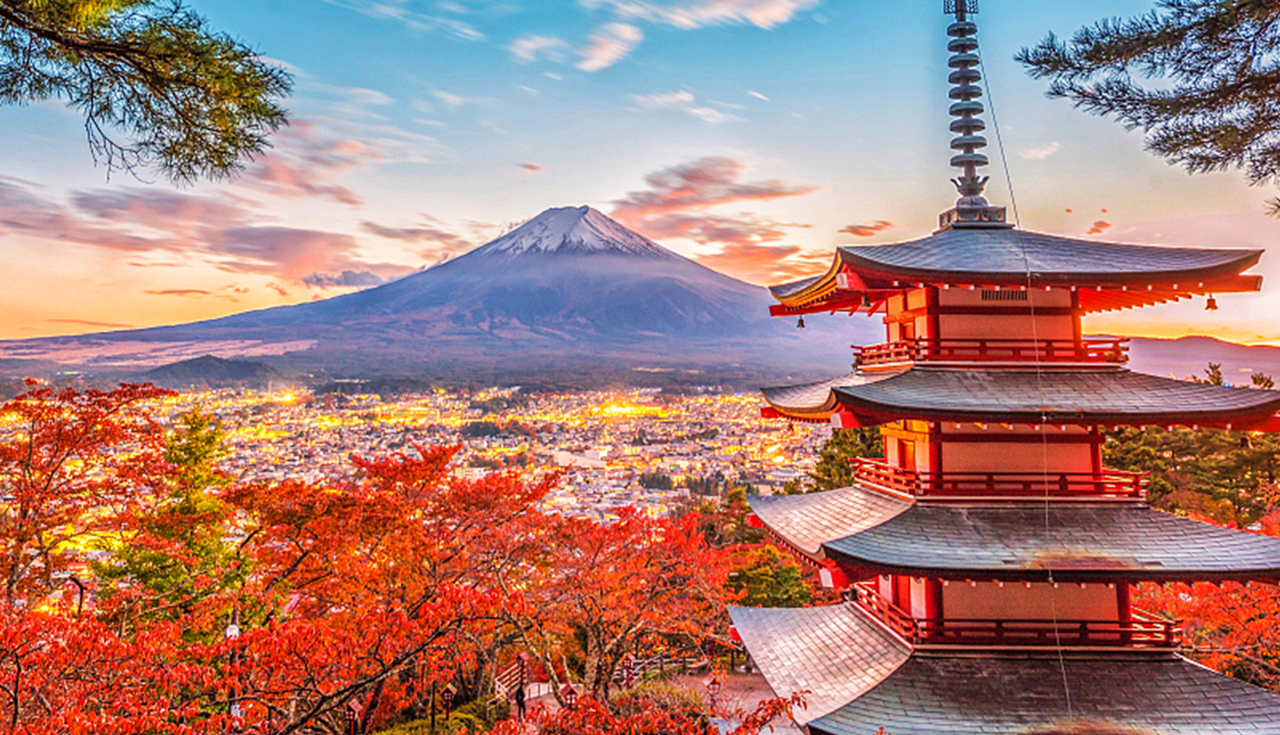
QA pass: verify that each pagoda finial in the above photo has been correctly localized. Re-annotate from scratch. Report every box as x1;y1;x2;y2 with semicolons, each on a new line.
938;0;1011;231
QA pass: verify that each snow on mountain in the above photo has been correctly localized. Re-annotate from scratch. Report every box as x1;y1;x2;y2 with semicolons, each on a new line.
473;206;672;258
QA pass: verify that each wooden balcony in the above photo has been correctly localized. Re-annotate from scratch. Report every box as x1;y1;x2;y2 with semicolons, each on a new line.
854;338;1129;368
853;458;1149;500
853;582;1179;649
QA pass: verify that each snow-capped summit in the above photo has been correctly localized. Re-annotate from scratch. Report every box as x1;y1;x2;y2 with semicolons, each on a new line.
473;206;673;258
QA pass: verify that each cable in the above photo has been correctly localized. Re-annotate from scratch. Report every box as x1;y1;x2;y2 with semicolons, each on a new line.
976;21;1073;717
979;53;1022;228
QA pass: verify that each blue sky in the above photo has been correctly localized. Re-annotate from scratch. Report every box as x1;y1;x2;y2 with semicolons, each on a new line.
4;0;1279;343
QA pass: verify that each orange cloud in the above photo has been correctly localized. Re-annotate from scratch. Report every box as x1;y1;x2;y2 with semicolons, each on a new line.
1087;220;1112;235
612;156;820;223
519;162;545;173
839;220;893;237
610;156;823;284
695;242;829;284
46;318;137;329
145;289;213;297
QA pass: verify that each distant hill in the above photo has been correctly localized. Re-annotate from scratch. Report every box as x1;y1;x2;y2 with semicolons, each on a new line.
0;206;873;384
1127;336;1280;385
141;355;283;389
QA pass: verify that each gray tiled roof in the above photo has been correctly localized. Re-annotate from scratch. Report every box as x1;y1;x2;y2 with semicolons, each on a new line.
727;604;910;724
832;367;1280;424
810;654;1280;735
749;486;910;558
838;227;1262;282
761;371;899;415
823;500;1280;582
768;274;824;300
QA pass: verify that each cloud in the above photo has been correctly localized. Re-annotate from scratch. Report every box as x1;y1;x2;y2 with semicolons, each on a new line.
632;90;696;108
612;156;820;223
610;156;822;283
584;0;821;30
839;220;892;237
145;289;213;297
631;90;743;123
46;318;137;329
747;90;770;101
1087;220;1112;235
0;172;420;291
578;22;644;71
317;0;485;40
1018;141;1061;160
361;218;472;247
266;282;290;297
240;121;371;205
302;270;394;288
519;162;545;173
510;34;568;63
0;176;167;252
693;241;828;284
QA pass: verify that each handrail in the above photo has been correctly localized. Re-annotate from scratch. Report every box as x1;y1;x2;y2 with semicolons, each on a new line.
853;458;1149;499
852;583;1180;648
854;338;1129;367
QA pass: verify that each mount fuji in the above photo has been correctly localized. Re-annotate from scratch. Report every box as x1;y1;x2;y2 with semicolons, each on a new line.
0;206;876;383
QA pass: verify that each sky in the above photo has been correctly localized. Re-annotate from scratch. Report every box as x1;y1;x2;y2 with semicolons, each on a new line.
4;0;1280;344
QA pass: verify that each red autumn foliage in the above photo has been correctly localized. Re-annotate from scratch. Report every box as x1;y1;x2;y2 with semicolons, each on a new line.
490;691;806;735
0;384;750;734
508;507;733;703
1135;510;1280;691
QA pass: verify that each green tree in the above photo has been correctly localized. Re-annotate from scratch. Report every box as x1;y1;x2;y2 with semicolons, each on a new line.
1017;1;1280;211
94;410;239;623
0;0;291;181
728;545;812;608
807;427;883;492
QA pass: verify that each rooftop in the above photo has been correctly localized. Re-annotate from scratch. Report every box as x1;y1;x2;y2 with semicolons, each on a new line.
731;603;1280;735
762;367;1280;428
750;485;1280;582
768;228;1263;316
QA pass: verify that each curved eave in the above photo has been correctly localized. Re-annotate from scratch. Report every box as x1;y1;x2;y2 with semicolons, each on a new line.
821;500;1280;584
767;229;1264;316
835;240;1262;288
727;604;910;725
830;367;1280;430
809;653;1280;735
761;371;901;423
747;485;912;560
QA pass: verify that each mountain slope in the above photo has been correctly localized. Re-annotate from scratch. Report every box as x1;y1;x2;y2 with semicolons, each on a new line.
1;206;873;380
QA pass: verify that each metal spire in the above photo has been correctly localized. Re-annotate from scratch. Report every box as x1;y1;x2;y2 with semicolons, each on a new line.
938;0;1010;231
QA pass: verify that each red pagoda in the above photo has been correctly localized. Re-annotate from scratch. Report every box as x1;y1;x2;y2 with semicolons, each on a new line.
729;3;1280;733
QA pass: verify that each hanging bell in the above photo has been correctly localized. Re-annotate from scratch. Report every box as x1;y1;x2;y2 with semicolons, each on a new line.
797;317;806;329
861;294;872;309
1206;295;1219;311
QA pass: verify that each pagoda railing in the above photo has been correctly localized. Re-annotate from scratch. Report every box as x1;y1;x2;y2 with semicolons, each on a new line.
852;583;1179;649
853;458;1149;500
854;338;1129;367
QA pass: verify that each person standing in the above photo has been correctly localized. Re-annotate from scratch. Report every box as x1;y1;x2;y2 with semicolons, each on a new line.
514;684;526;721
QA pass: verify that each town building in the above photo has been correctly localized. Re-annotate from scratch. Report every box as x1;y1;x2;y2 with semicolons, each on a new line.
729;2;1280;732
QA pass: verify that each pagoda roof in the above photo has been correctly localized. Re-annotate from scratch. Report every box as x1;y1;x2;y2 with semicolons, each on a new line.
769;228;1262;315
760;372;898;421
809;653;1280;735
749;486;1280;582
732;602;1280;733
748;485;910;558
726;604;910;724
763;367;1280;428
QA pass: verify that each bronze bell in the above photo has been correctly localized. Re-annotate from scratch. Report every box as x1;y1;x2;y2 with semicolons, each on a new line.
797;317;806;329
1206;296;1219;311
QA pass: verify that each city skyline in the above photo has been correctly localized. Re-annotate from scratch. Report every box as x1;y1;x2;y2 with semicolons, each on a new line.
5;0;1279;345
